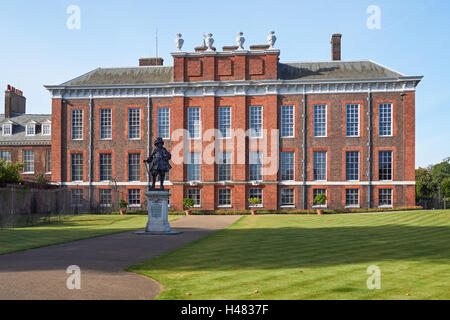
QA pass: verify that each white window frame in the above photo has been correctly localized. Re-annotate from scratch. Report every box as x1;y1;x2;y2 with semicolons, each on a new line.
187;189;201;208
217;152;232;182
71;109;84;141
22;150;35;174
128;108;141;140
249;151;263;182
71;189;83;208
157;107;171;139
218;106;232;139
378;188;393;208
187;107;201;140
128;153;141;182
100;108;112;140
3;124;12;136
217;189;232;208
379;103;393;137
99;189;112;208
346;104;360;137
280;188;295;208
42;124;51;136
0;150;11;162
71;153;83;182
313;151;327;182
127;189;141;207
345;151;360;182
249;106;263;139
313;104;327;138
187;152;201;182
345;189;360;208
281;105;295;138
281;152;295;181
26;124;36;136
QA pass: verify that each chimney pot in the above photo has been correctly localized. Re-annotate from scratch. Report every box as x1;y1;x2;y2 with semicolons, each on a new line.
139;57;164;66
331;34;342;61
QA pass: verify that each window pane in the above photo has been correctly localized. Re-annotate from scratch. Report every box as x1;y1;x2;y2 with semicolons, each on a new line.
128;189;141;206
379;189;393;206
313;189;327;207
313;104;327;137
157;108;170;139
43;124;51;136
3;124;12;135
281;189;295;206
281;152;295;181
100;109;112;140
71;153;83;181
71;109;83;140
71;189;83;207
218;107;231;138
187;152;201;181
218;152;231;181
379;151;393;181
0;150;11;162
99;154;112;181
23;150;34;173
345;189;359;207
45;150;52;173
379;103;392;136
188;107;201;139
281;105;294;137
100;189;112;207
27;125;35;136
346;151;360;181
249;106;263;138
128;108;141;139
346;104;360;137
249;152;263;181
313;151;327;181
249;189;263;206
218;189;232;206
128;153;140;181
187;189;201;207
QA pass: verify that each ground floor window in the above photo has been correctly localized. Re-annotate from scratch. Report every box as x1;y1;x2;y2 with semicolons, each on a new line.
281;189;295;207
187;189;201;207
128;189;141;207
218;189;232;207
345;189;360;207
379;189;393;207
71;189;83;207
0;150;11;162
99;189;112;207
23;149;34;174
249;189;263;207
313;189;327;207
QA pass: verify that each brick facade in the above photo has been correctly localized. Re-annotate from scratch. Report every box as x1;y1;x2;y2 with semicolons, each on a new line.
47;37;421;211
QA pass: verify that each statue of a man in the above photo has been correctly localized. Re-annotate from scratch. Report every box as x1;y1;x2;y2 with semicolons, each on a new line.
144;138;172;190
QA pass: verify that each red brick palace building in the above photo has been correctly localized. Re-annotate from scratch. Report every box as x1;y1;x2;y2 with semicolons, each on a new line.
45;33;422;211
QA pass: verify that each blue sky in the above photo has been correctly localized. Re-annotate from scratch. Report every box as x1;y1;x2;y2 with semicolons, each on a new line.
0;0;449;168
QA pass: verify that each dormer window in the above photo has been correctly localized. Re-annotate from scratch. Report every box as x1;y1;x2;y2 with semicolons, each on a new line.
3;124;12;136
43;124;51;136
26;124;36;136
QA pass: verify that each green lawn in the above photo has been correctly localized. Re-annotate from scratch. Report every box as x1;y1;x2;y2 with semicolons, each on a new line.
128;211;450;300
0;214;178;255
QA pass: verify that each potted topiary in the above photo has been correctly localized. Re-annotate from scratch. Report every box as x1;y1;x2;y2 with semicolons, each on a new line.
313;194;327;215
183;198;195;216
248;198;262;215
119;199;128;215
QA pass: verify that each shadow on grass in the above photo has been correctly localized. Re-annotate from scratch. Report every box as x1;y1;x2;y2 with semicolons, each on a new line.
1;224;449;273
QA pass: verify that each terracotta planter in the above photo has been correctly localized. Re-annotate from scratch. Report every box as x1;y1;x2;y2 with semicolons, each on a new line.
317;209;324;215
119;209;127;215
185;210;192;216
251;209;257;216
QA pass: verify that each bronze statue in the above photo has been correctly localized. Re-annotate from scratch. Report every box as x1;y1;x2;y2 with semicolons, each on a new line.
144;137;172;190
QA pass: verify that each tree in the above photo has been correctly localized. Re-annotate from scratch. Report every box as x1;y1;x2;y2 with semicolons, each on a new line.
415;167;435;200
0;160;24;184
430;159;450;185
442;178;450;200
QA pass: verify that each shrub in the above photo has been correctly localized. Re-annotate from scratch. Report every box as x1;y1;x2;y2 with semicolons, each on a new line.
314;194;327;206
0;160;24;184
248;198;262;206
119;199;128;209
183;198;195;210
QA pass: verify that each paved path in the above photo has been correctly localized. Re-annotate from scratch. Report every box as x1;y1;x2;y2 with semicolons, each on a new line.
0;215;241;300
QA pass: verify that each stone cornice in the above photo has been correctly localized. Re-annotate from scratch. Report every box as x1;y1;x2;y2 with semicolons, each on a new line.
45;77;422;100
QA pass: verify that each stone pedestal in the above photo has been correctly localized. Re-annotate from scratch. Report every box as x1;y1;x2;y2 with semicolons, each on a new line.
135;190;181;236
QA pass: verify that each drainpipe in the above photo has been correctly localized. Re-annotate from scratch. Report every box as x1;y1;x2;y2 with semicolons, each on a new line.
367;90;372;209
147;94;152;189
302;91;307;210
89;94;94;211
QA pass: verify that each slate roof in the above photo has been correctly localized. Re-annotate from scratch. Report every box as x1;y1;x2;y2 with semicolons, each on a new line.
0;114;52;146
55;60;408;87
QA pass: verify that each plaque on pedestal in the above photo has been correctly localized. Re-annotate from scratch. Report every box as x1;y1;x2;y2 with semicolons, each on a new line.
134;191;182;236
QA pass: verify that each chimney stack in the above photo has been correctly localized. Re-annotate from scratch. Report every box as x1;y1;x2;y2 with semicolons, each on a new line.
139;57;164;66
4;85;26;118
331;34;342;61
